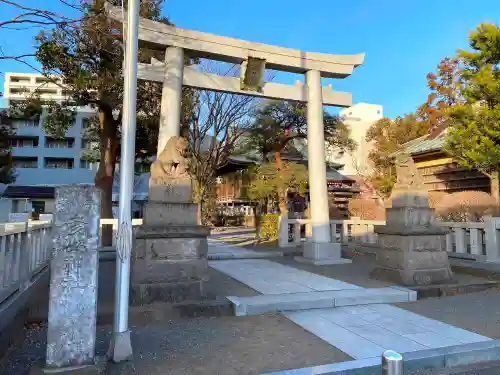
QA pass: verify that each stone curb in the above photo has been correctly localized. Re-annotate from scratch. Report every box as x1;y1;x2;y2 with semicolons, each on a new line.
207;253;283;260
227;287;417;316
260;340;500;375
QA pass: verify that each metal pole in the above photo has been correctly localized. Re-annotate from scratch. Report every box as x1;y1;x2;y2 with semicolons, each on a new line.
108;0;140;363
381;350;403;375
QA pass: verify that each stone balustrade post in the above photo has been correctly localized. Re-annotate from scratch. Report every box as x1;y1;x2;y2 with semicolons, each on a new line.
278;216;289;247
19;222;32;291
484;215;500;262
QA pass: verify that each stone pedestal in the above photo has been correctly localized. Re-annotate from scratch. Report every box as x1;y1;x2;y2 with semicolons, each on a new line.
43;185;101;372
371;189;453;286
131;178;209;305
295;242;351;265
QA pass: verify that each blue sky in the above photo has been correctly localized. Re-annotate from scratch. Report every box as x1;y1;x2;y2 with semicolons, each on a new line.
1;0;499;118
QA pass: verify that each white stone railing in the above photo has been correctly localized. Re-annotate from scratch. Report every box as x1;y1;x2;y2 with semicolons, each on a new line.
278;216;500;262
99;218;144;247
0;221;52;306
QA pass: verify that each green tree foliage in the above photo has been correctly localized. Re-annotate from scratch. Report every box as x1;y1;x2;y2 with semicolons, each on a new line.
0;99;46;185
246;161;309;208
0;110;15;184
443;23;500;204
6;0;192;245
245;100;356;215
366;114;430;197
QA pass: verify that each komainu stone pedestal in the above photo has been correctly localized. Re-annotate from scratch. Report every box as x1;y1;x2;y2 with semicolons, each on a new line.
371;154;453;286
131;177;210;305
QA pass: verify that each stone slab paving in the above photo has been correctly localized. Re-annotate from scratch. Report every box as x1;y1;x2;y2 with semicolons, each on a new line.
228;288;416;316
209;259;362;293
284;304;490;360
209;255;493;363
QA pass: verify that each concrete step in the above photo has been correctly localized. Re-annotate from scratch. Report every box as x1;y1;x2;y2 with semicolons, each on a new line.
207;251;283;260
227;287;417;316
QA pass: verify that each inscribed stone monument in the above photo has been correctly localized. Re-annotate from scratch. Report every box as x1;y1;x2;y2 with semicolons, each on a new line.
131;131;209;304
371;154;453;286
45;185;100;370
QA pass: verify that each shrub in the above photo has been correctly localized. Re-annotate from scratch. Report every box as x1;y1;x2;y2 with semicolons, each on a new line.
348;198;385;220
258;213;280;240
435;191;499;222
428;191;447;209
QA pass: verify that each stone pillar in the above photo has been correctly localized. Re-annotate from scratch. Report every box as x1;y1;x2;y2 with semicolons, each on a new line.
157;46;184;153
44;185;101;371
295;70;350;265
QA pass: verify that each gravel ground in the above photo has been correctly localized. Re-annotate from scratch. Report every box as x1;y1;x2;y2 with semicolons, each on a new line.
395;289;500;339
3;314;351;375
274;254;497;291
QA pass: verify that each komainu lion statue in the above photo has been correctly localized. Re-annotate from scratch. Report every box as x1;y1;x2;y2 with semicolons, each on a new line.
394;153;424;189
150;135;190;183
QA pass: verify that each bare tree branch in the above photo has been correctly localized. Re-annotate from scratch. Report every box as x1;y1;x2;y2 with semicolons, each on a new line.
0;0;82;29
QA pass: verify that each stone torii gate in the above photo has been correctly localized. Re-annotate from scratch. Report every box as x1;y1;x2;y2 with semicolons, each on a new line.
107;5;364;265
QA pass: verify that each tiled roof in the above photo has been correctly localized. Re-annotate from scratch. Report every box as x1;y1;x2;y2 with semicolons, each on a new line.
326;168;354;182
394;129;447;156
404;136;445;155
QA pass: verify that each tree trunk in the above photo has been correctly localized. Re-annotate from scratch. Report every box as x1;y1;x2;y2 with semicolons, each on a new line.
490;171;500;206
94;106;119;247
275;151;288;216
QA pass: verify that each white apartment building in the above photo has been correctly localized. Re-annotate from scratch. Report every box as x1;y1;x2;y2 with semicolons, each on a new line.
2;72;99;214
327;102;383;177
2;72;151;217
3;72;98;187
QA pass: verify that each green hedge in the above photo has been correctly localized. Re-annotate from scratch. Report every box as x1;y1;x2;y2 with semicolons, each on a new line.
258;214;280;240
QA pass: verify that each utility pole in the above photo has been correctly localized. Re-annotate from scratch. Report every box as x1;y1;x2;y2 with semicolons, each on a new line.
108;0;140;363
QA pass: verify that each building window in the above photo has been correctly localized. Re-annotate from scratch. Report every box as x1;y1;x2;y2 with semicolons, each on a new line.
82;118;91;129
37;88;58;95
81;139;94;149
31;200;46;213
10;88;30;95
45;137;75;149
9;137;39;148
80;159;94;169
44;157;74;169
12;157;38;168
12;119;38;128
9;76;31;83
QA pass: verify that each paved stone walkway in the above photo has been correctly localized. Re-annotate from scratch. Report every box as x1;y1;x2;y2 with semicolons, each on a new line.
208;242;279;260
210;259;360;293
209;254;492;361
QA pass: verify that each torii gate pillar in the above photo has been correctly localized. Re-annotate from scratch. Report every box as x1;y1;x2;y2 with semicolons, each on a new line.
157;46;184;153
295;70;351;265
